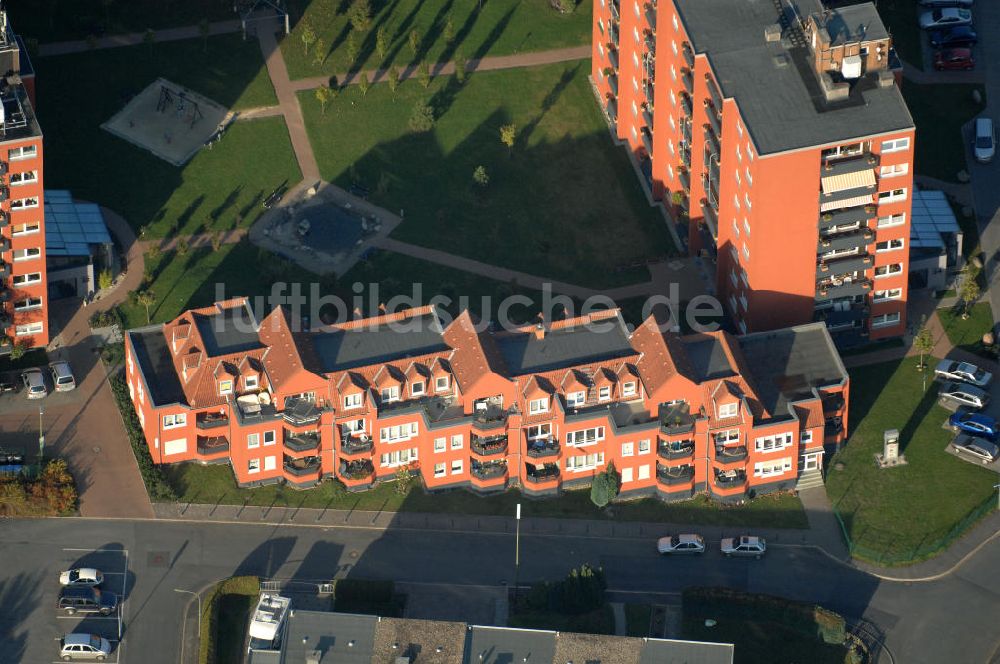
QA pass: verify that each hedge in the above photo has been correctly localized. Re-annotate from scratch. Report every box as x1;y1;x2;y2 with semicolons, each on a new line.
333;579;404;617
200;576;260;664
524;564;607;616
108;370;177;501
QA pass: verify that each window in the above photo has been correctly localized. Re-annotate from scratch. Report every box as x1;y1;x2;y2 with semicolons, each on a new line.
599;386;611;402
672;14;679;30
163;414;186;429
435;376;450;392
218;379;233;395
529;397;548;414
753;457;792;477
622;467;634;483
872;312;901;329
247;433;260;449
734;170;741;187
12;272;41;285
671;64;677;81
638;439;651;455
801;430;813;444
566;452;605;471
671;39;678;54
669;114;676;130
744;193;752;209
875;263;904;279
668;165;674;181
741;270;749;288
714;429;740;444
733;194;741;210
451;459;463;475
381;385;400;402
450;434;463;450
631;100;638;118
380;422;419;442
745;167;753;186
264;456;276;471
881;137;910;153
623;381;637;397
743;218;751;235
876;238;904;253
742;243;750;260
12;222;39;236
737;120;743;137
13;247;40;261
8;145;37;160
259;430;274;446
411;380;425;396
732;219;740;238
878;188;907;204
877;213;906;229
248;458;260;474
880;163;909;178
638;464;650;480
527;424;551;440
381;448;418;467
729;271;738;288
746;142;754;161
10;197;39;209
729;295;737;313
434;437;446;452
754;432;793;453
566;427;606;446
670;90;676;106
718;402;738;419
244;375;258;390
739;294;748;312
344;392;363;409
9;170;37;186
735;144;743;162
434;462;446;478
874;288;903;302
566;391;586;407
621;442;634;457
13;297;42;311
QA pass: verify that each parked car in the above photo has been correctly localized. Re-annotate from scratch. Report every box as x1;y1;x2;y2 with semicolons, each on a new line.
59;633;112;661
934;47;975;70
49;361;76;392
974;117;996;164
21;368;47;399
949;411;999;441
939;381;990;409
657;534;705;555
935;360;992;387
919;7;973;29
950;433;1000;464
919;0;974;7
720;535;767;558
929;25;978;48
59;568;104;588
57;587;118;616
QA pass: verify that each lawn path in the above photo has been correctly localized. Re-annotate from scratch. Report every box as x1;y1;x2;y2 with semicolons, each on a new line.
38;19;242;57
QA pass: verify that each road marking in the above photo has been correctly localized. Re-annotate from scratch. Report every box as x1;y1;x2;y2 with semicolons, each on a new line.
56;614;119;620
61;547;129;553
606;589;683;596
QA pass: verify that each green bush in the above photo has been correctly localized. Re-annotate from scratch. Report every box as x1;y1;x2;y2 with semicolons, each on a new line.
200;576;260;664
89;307;123;329
108;370;177;502
525;564;607;616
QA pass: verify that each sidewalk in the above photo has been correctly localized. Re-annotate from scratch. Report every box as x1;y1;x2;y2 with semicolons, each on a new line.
38;19;242;57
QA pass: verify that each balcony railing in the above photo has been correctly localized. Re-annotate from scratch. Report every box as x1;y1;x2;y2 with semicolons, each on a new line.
0;262;9;279
819;206;870;232
678;167;690;191
706;75;724;113
818;228;874;253
660;402;695;434
339;460;374;480
644;33;655;56
283;398;322;426
823;395;846;414
680;92;692;117
526;437;560;458
0;238;9;252
610;0;620;20
525;464;560;484
645;2;656;29
816;253;872;278
341;436;373;454
816;305;869;329
680;144;691;168
471;434;508;457
700;200;718;240
715;445;748;463
610;26;619;47
681;68;693;94
657;463;695;485
681;42;694;68
608;73;619;96
284;455;321;477
822;151;878;173
0;213;8;229
285;430;320;452
816;278;873;301
607;46;619;70
705;99;722;138
714;470;747;487
641;128;653;156
196;412;230;430
658;439;695;460
642;81;654;104
703;127;720;159
196;435;230;455
471;460;508;480
642;104;654;129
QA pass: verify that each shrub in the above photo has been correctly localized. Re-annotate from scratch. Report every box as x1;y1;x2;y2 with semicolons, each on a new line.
348;0;372;31
98;269;114;291
525;564;607;616
108;371;177;502
89;307;123;329
408;100;435;132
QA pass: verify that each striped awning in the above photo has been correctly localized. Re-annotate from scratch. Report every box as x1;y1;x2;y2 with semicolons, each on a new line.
821;169;876;194
820;195;873;213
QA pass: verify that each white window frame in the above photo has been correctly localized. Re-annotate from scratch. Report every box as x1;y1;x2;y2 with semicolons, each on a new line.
8;145;37;160
12;222;39;236
218;379;233;395
411;380;425;396
263;430;276;446
566;390;586;407
566;452;605;472
244;374;259;390
264;456;277;471
875;263;904;279
9;170;38;186
450;434;463;450
801;430;813;444
527;424;552;440
621;442;634;457
598;385;611;402
877;188;907;204
434;462;446;478
881;137;910;153
638;439;651;455
566;427;606;447
435;375;450;392
754;432;793;453
529;397;548;414
622;467;634;483
876;238;905;253
13;296;42;311
451;459;463;475
344;392;363;409
12;272;41;285
718;402;738;419
714;429;740;444
247;433;260;449
874;288;903;302
623;381;637;397
753;457;793;477
248;458;260;474
10;197;39;210
162;414;187;429
381;385;400;402
12;247;41;261
872;312;901;329
380;422;419;443
638;464;650;480
879;163;909;178
877;213;905;229
380;447;418;468
434;437;446;453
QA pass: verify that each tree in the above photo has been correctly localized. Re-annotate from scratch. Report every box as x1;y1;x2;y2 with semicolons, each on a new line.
300;21;317;55
590;462;620;508
443;14;456;43
959;263;981;319
500;123;516;154
454;50;467;83
345;33;360;66
349;0;372;31
98;269;114;291
357;71;372;97
312;37;327;66
176;236;190;256
913;315;935;372
136;290;157;324
376;25;389;62
8;340;25;361
394;465;414;495
408;29;421;57
143;28;155;56
198;18;210;51
315;84;336;115
417;61;431;88
387;66;401;98
408;100;435;132
472;165;489;187
554;0;576;13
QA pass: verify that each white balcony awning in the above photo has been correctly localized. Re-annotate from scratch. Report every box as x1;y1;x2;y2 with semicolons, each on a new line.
821;168;876;194
821;195;873;213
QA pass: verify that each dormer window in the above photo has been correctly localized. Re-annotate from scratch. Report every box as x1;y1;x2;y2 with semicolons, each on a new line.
219;379;233;395
411;381;425;396
245;375;259;390
718;402;738;419
623;381;637;397
598;386;611;402
435;376;450;392
344;392;363;409
529;397;548;415
567;391;586;407
381;386;400;402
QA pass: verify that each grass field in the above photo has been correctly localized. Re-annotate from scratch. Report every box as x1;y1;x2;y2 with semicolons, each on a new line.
300;62;674;288
937;303;994;359
279;0;592;80
902;82;986;182
826;358;997;564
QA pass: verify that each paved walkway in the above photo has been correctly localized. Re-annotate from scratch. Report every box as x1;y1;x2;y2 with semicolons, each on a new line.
610;602;627;636
37;19;242;57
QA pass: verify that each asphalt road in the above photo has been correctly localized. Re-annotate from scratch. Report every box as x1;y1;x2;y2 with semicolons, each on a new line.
1;518;998;664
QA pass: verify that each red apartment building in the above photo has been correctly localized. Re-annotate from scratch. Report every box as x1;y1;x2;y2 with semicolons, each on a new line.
593;0;915;347
125;299;849;501
0;13;47;350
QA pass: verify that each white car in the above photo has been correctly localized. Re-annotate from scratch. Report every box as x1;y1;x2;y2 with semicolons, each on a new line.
935;360;992;387
919;7;972;29
950;433;1000;464
21;368;47;399
50;361;76;392
940;381;990;409
657;534;705;555
721;535;767;558
59;633;111;661
59;568;104;588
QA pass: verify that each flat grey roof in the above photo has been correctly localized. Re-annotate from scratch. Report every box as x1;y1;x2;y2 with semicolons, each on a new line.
737;322;847;413
281;611;378;664
495;320;635;375
675;0;913;154
128;327;184;406
462;625;557;664
195;306;263;357
640;637;735;664
683;337;735;381
309;312;449;372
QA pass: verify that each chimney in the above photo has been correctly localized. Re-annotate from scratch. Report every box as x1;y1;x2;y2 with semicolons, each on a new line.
305;650;322;664
764;24;781;43
533;322;545;340
876;70;895;88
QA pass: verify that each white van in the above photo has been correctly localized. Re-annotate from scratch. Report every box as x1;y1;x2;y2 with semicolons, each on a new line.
974;117;995;163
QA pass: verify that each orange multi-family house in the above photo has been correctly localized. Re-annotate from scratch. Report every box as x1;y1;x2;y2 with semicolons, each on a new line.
593;0;914;347
125;298;848;501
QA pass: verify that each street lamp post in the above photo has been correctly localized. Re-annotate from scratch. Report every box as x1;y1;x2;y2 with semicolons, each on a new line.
37;404;45;467
174;588;202;637
513;503;521;609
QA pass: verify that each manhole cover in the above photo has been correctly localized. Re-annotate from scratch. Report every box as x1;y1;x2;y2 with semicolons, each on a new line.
92;446;101;454
147;551;170;567
349;550;359;559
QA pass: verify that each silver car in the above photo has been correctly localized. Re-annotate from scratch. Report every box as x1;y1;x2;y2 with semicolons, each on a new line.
657;534;705;555
50;361;76;392
935;359;992;387
59;633;111;661
721;535;767;558
950;433;1000;464
59;568;104;588
21;368;47;399
939;381;989;409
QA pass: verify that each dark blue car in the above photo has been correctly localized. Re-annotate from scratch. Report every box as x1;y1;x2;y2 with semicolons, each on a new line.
929;25;978;49
948;411;999;441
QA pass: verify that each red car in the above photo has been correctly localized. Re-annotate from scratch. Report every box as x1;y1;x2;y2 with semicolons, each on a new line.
934;48;975;70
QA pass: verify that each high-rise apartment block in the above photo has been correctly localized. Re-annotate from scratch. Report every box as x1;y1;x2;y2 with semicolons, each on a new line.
593;0;914;345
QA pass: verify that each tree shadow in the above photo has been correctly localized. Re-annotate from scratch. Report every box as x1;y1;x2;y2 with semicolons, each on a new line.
469;6;515;61
0;570;50;661
210;185;244;222
437;2;484;64
520;64;579;144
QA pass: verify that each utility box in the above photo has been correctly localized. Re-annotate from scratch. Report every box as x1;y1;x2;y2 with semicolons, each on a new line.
876;429;906;468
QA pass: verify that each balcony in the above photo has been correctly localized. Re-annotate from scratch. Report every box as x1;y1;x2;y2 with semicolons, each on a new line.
816;278;873;301
681;67;693;94
706;76;724;113
680;144;691;168
641;128;653;156
657;463;695;486
644;33;655;56
714;469;746;488
0;213;8;229
610;25;619;47
607;73;619;96
680;117;692;144
660;402;695;434
284;455;321;477
642;81;654;105
658;439;694;460
610;0;619;20
816;304;869;329
196;411;230;430
196;435;230;456
643;56;655;82
705;100;721;138
0;238;9;253
642;104;653;129
0;314;12;329
823;395;845;414
681;42;694;68
526;437;560;458
607;46;619;70
700;200;718;241
525;463;560;484
816;253;872;278
825;417;844;437
284;430;320;452
715;445;748;463
818;227;874;253
678;167;690;191
341;435;373;455
645;2;656;29
822;151;878;174
339;459;374;481
283;398;322;426
703;127;720;159
605;98;617;124
471;460;508;480
0;263;7;280
471;433;508;457
680;92;692;117
0;188;7;203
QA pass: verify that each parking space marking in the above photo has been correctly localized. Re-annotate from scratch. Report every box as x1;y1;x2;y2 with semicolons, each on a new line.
60;548;127;553
55;546;128;664
55;615;119;620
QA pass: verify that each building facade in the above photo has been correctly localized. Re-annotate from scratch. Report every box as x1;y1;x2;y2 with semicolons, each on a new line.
593;0;914;346
0;12;47;351
125;299;849;502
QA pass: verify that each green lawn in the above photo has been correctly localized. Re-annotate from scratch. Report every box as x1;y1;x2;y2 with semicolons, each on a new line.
300;62;674;288
216;593;256;664
938;303;994;359
164;462;808;527
625;603;652;637
826;358;997;565
509;605;616;635
902;82;987;182
280;0;592;80
874;0;923;69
